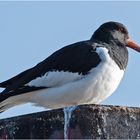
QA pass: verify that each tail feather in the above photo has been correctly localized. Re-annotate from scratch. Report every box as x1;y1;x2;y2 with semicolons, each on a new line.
0;95;12;113
0;100;10;113
0;91;11;102
0;91;19;113
0;102;17;113
0;96;23;113
0;105;5;113
0;91;33;113
0;104;8;113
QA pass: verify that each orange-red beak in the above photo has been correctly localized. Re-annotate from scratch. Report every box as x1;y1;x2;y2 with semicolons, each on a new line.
127;39;140;52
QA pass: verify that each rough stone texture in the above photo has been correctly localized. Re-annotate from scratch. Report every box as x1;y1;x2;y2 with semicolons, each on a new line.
0;104;140;139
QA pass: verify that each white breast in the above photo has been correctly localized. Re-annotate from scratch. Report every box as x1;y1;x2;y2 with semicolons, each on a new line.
84;47;124;104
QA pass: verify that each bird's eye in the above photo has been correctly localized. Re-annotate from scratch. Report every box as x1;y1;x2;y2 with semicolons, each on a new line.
117;27;125;33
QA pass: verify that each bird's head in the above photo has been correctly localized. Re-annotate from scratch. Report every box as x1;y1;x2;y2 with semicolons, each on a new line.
91;21;140;52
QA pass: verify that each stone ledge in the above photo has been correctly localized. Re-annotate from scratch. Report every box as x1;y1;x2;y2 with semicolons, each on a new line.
0;104;140;139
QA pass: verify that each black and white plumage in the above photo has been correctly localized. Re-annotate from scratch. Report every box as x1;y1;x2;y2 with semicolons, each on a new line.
0;21;140;112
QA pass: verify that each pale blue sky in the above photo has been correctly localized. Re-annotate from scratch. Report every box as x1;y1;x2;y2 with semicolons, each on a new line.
0;1;140;119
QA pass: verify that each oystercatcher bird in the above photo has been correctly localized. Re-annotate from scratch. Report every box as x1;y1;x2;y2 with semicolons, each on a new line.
0;21;140;112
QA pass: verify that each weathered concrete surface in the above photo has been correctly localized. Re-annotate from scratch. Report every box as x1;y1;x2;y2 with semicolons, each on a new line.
0;104;140;139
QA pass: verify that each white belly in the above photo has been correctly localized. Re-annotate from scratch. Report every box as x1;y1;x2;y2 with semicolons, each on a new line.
1;47;124;110
30;47;124;108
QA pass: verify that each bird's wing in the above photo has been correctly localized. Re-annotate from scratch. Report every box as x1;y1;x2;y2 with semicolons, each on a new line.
0;41;101;101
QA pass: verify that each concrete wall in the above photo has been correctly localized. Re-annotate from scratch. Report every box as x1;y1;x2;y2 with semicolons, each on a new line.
0;104;140;139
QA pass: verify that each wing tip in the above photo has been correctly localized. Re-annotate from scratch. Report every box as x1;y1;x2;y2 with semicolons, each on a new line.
0;82;7;88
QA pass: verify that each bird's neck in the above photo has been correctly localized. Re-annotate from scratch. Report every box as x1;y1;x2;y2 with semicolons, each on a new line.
89;39;128;70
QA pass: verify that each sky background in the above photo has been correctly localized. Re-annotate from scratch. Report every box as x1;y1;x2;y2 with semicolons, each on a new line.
0;1;140;119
